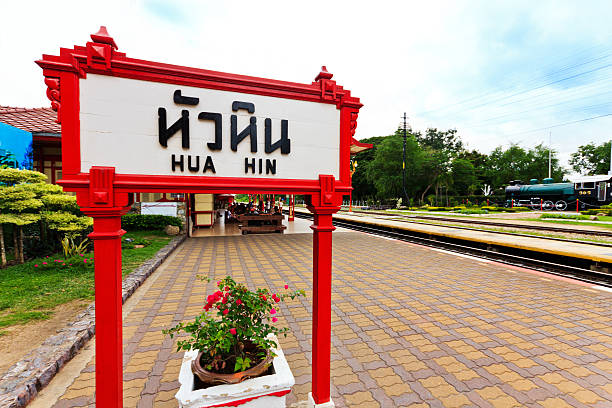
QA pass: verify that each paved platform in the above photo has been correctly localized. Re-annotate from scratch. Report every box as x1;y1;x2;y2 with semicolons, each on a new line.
30;231;612;407
306;208;612;264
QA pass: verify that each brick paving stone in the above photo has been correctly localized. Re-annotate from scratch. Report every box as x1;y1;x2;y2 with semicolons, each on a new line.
36;232;612;408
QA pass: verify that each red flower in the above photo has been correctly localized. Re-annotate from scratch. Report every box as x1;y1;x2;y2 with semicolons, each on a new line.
261;295;267;301
34;265;38;267
223;309;229;315
222;297;228;304
236;299;242;305
229;328;237;335
224;286;230;291
284;284;289;289
272;317;278;323
270;308;277;315
215;291;223;297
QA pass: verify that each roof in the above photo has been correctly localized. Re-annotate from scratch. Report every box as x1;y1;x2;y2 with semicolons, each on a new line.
570;174;612;184
350;137;373;155
0;106;61;134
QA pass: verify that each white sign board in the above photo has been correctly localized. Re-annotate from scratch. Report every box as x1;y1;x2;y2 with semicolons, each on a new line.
140;202;178;216
79;74;340;179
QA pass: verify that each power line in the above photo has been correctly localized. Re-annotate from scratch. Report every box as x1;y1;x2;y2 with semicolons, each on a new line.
423;77;612;129
428;63;612;117
463;97;612;129
415;43;612;116
505;113;612;137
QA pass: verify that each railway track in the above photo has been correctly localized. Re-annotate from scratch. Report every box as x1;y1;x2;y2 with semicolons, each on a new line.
293;211;612;288
345;210;612;238
346;213;612;248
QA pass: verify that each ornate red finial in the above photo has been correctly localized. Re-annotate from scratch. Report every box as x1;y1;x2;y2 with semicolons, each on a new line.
314;66;333;82
91;26;118;50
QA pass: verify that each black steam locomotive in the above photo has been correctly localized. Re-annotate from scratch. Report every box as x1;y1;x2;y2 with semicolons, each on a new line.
505;175;612;210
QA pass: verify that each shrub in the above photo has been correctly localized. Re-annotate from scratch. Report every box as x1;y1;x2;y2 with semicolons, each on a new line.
456;209;489;215
581;209;612;216
61;237;89;257
121;214;182;230
541;213;589;220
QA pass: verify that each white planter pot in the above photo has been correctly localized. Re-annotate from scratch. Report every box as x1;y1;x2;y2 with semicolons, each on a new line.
175;335;295;408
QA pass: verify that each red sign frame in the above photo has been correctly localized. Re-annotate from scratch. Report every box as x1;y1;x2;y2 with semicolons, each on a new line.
37;27;362;196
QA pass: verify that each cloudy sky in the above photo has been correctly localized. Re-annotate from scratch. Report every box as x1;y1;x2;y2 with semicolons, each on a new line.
1;1;611;169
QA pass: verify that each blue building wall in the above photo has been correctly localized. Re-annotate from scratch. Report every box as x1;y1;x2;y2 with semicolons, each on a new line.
0;122;33;169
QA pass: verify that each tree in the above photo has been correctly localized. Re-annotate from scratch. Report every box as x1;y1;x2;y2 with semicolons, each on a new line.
458;149;491;187
0;168;92;266
416;147;451;203
413;128;463;204
0;169;46;265
569;141;611;175
450;159;476;195
524;144;564;182
366;132;424;200
484;144;565;189
415;128;463;154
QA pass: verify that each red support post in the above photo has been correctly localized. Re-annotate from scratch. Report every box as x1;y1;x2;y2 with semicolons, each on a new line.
77;167;131;408
307;175;341;407
577;199;579;213
349;191;352;212
90;212;127;407
540;199;543;211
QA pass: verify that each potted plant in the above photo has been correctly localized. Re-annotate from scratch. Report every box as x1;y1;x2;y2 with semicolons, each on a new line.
165;276;305;408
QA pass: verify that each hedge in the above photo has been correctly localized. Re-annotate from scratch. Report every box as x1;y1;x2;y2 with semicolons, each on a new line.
121;214;183;230
581;209;612;216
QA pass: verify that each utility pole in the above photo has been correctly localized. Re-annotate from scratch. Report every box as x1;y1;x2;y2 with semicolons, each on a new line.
609;139;612;175
548;131;552;179
402;113;409;207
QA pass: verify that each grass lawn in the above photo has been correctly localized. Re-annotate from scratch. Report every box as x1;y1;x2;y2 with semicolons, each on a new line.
0;230;172;331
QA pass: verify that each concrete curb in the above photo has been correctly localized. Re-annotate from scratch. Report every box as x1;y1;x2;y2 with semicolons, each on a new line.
0;234;186;408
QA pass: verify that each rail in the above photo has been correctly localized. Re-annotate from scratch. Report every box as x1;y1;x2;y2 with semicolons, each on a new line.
292;211;612;288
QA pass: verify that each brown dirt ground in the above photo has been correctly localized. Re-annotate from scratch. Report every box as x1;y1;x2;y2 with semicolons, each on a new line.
0;299;90;375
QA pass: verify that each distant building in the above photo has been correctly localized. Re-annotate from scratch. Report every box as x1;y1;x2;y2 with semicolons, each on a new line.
0;106;61;182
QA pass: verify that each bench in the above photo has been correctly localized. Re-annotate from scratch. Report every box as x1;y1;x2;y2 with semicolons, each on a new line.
237;214;287;235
